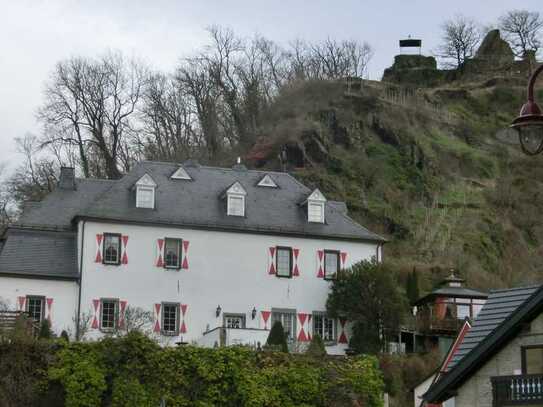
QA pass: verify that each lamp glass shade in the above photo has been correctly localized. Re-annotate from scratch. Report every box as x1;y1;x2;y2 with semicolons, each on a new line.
516;122;543;156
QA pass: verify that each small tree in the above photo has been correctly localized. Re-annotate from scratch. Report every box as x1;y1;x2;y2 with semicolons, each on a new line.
499;10;543;58
266;321;289;353
436;15;481;68
406;269;420;305
306;334;326;358
327;259;407;354
38;319;53;339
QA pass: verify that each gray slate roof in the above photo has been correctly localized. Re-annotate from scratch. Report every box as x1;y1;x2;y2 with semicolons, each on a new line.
446;285;538;371
425;284;543;402
18;161;384;242
415;286;488;306
0;228;78;279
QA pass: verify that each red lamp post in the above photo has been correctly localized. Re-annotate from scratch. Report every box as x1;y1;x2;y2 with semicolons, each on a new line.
511;64;543;155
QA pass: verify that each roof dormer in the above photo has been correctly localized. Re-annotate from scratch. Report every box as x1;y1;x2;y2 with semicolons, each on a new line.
171;166;192;180
225;181;247;217
134;173;157;209
257;174;278;188
305;189;326;223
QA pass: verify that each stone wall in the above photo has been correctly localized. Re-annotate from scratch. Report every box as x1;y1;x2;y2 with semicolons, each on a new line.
456;313;543;407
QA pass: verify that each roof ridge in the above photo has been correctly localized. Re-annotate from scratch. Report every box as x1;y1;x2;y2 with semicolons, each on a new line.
490;284;542;293
141;160;295;177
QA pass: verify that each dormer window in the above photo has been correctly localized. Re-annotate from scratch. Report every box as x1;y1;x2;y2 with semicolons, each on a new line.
134;174;157;209
257;174;278;188
225;181;247;217
305;189;326;223
171;166;192;180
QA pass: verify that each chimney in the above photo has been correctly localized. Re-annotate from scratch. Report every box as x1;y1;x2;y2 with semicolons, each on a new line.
58;167;76;190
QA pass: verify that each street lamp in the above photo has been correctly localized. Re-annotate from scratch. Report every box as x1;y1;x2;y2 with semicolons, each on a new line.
511;64;543;155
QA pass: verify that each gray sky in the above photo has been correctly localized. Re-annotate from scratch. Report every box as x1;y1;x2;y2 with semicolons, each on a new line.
1;0;540;173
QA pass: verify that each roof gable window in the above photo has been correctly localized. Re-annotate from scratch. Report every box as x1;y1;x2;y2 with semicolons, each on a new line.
226;181;247;217
171;166;192;180
257;174;278;188
135;174;157;209
306;189;326;223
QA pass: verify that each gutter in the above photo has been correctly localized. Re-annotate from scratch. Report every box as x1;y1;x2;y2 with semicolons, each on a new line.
75;220;85;340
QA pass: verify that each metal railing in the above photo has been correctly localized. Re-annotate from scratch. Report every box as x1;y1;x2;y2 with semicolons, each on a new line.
492;374;543;406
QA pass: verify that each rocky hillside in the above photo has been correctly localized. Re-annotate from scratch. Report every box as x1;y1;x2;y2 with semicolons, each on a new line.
245;73;543;293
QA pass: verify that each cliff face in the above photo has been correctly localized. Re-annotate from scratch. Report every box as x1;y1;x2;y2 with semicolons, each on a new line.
248;76;543;292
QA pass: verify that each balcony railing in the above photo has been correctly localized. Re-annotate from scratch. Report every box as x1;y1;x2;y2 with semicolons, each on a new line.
492;374;543;406
415;315;463;334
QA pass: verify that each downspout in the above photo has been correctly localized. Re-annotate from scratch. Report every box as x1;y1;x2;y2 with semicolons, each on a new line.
75;220;85;340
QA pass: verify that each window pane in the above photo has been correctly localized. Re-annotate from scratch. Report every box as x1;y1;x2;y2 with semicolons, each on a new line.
228;195;244;216
313;313;335;341
101;300;117;329
324;252;338;279
308;202;324;222
164;239;180;268
457;304;470;320
472;304;483;318
162;304;178;334
137;187;154;208
225;315;245;329
525;347;543;374
27;297;43;323
104;235;120;264
276;248;291;277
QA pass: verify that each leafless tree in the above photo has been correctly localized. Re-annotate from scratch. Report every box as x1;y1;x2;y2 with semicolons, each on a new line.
437;15;481;68
119;306;154;334
72;310;93;341
38;52;148;179
6;134;58;207
499;10;543;57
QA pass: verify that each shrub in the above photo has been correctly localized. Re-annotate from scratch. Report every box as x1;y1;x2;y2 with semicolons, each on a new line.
38;319;53;339
266;321;289;353
306;334;326;358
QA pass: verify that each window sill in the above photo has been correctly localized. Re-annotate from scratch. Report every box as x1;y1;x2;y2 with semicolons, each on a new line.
164;266;181;271
102;262;121;266
275;274;293;279
161;331;179;337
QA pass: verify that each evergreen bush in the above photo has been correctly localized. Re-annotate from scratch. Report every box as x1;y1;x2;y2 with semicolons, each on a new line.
266;320;289;353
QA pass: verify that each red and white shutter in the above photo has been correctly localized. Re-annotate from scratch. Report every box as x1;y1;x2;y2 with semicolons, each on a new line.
180;304;188;334
307;314;312;341
121;236;129;264
95;234;104;263
92;299;100;329
338;318;348;344
316;250;324;278
46;298;53;323
261;310;271;329
292;248;300;277
153;303;161;333
17;296;26;311
297;312;310;342
156;239;164;267
181;241;190;270
268;247;276;275
118;300;127;329
340;252;348;269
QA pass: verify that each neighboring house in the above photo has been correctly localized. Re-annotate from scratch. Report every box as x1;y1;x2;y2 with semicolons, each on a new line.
0;161;384;353
424;284;543;407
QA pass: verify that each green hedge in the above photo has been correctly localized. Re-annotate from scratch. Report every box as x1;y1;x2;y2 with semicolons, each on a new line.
0;332;384;407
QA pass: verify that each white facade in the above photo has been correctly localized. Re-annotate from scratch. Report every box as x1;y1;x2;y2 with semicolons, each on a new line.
0;276;78;335
79;220;380;352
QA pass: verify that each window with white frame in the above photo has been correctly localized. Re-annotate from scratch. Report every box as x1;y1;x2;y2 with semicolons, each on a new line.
136;186;155;209
100;299;118;331
227;195;245;216
324;250;340;280
164;238;182;269
26;296;44;324
313;312;336;342
308;201;325;223
224;313;246;329
276;247;292;278
162;303;179;335
103;233;121;265
271;309;296;341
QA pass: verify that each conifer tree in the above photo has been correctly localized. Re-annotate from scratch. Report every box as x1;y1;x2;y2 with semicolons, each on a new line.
266;321;289;353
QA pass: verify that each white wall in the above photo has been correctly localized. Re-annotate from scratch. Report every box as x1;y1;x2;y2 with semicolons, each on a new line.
80;220;378;352
0;276;78;336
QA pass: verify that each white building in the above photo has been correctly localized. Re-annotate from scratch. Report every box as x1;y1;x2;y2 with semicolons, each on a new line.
0;161;384;353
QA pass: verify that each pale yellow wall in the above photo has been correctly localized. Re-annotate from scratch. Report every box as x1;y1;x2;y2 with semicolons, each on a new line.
455;313;543;407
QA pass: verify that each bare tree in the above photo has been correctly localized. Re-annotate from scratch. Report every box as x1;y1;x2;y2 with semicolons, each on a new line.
38;52;148;179
437;15;481;68
72;311;93;341
499;10;543;57
120;306;154;334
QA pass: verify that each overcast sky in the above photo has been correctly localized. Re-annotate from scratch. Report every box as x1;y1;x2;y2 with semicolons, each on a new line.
0;0;540;173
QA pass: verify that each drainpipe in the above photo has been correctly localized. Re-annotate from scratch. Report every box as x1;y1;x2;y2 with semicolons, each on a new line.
75;220;85;340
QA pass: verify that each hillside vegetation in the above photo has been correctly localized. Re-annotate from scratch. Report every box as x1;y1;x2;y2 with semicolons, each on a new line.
248;76;543;292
